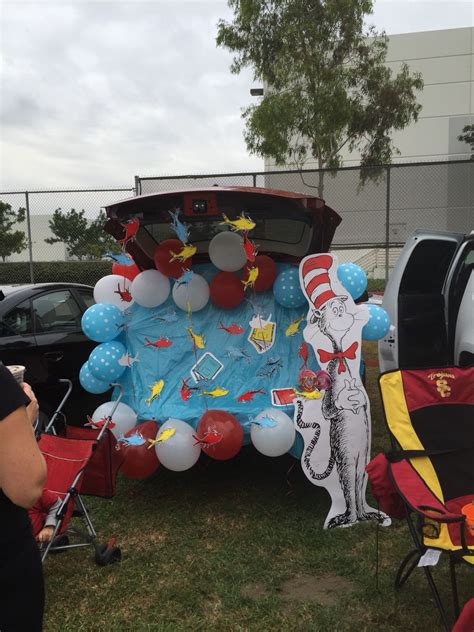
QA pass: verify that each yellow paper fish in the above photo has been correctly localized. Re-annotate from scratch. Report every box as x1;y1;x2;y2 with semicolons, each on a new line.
220;213;256;232
293;388;322;400
147;426;176;448
285;315;306;337
242;266;259;290
145;379;165;404
199;387;229;398
169;244;197;262
187;327;205;349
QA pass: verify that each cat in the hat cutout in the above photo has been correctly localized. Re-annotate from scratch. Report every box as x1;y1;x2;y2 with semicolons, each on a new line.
295;253;390;529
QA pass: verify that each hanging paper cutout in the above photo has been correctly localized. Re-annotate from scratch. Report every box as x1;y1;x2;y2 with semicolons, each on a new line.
285;315;305;337
153;308;178;323
147;426;175;447
119;218;140;247
256;356;283;378
220;213;256;232
248;313;276;354
242;266;259;290
168;209;190;244
218;322;244;335
237;388;265;403
103;252;134;265
118;352;140;367
295;252;390;529
175;270;194;287
242;233;258;262
144;337;173;349
169;243;197;263
190;352;224;382
199;386;229;398
114;283;133;303
116;432;147;447
225;346;251;363
187;327;205;350
193;428;223;447
85;415;116;430
271;388;297;407
180;378;199;402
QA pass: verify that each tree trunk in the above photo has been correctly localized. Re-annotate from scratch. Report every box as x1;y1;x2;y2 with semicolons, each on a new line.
318;157;325;200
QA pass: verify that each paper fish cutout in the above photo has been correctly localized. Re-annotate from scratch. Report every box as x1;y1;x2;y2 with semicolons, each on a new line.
293;388;322;400
256;356;283;378
153;308;179;323
218;322;244;335
285;315;305;337
299;341;309;368
199;387;229;398
248;415;277;428
242;266;259;290
119;218;140;247
169;244;196;262
114;283;133;303
180;377;199;402
225;346;251;362
145;379;165;404
85;415;116;430
248;313;276;354
237;388;265;402
103;252;134;265
169;209;190;244
220;213;256;232
117;432;147;447
175;270;194;287
187;327;205;350
242;233;258;262
118;352;140;367
144;337;173;349
147;427;176;448
193;428;223;447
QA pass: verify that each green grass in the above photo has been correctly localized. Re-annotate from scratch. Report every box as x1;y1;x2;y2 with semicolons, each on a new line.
43;343;471;631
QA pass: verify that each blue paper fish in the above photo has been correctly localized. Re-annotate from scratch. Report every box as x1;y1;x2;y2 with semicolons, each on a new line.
103;252;134;265
169;209;190;244
175;269;194;287
256;356;283;378
153;308;179;323
225;346;251;362
117;432;147;446
248;415;277;428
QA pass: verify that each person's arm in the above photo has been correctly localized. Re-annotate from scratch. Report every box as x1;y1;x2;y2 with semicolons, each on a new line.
0;405;46;508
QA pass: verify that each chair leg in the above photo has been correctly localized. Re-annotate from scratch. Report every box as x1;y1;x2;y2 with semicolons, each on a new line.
395;549;421;588
449;557;460;620
422;566;451;632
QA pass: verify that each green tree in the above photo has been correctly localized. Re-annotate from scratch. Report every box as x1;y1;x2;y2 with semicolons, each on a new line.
46;208;120;260
0;201;28;262
458;124;474;158
217;0;424;196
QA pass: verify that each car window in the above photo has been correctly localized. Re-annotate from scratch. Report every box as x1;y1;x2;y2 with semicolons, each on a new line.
76;287;95;309
0;299;32;337
33;290;82;333
399;239;458;295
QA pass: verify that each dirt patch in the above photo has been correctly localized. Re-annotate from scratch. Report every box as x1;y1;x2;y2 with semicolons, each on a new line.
279;572;355;606
241;582;268;599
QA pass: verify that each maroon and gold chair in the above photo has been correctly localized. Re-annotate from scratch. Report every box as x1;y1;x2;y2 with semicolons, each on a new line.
379;366;474;632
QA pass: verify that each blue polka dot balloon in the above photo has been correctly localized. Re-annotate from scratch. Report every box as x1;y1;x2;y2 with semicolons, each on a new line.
79;362;111;394
337;263;368;300
81;303;124;343
273;268;306;308
88;341;127;382
362;304;391;341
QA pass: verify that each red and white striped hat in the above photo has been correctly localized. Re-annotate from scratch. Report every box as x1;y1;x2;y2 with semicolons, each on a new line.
300;254;342;309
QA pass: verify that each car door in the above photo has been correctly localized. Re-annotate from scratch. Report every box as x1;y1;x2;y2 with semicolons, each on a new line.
379;230;465;372
32;289;95;384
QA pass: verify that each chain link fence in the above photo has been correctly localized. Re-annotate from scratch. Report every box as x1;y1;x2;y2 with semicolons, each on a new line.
1;160;472;287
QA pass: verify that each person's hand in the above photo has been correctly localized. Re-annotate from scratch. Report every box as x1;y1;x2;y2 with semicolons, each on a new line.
21;382;39;426
36;526;54;543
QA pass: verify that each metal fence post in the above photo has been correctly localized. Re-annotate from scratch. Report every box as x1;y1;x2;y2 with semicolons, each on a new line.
134;176;140;196
252;173;257;187
25;191;34;284
384;166;391;284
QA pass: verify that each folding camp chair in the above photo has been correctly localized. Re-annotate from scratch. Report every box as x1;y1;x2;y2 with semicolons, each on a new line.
37;381;123;565
379;366;474;631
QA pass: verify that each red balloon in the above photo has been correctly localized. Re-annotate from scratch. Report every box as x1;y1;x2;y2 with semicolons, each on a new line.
210;271;245;309
119;421;160;480
243;255;277;292
196;410;243;461
154;239;193;278
112;261;140;281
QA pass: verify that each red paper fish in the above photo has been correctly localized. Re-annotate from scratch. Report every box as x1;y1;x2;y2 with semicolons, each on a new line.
180;377;198;402
114;284;133;302
299;341;309;368
237;388;265;402
119;217;140;246
144;337;173;349
242;233;258;263
218;322;244;335
84;415;116;430
193;428;223;446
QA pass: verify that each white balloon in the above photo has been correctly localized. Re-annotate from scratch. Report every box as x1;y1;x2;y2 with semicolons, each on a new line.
172;273;210;312
250;408;296;457
131;269;170;308
209;232;247;272
154;419;201;471
94;275;134;312
91;401;137;439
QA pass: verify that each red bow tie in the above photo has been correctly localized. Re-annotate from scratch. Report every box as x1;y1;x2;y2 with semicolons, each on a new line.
317;341;359;374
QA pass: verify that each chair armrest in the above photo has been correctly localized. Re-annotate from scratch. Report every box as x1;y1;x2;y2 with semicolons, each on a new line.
390;460;465;523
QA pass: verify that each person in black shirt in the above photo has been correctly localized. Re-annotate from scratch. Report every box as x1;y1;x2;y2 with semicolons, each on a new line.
0;364;47;631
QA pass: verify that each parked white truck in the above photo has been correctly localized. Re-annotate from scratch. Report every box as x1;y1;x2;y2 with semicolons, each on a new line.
379;230;474;372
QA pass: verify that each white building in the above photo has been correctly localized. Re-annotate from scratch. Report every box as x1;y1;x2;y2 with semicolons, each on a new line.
7;214;67;262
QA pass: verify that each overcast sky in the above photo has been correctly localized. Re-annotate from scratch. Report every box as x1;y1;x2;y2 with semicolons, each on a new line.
1;0;473;191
